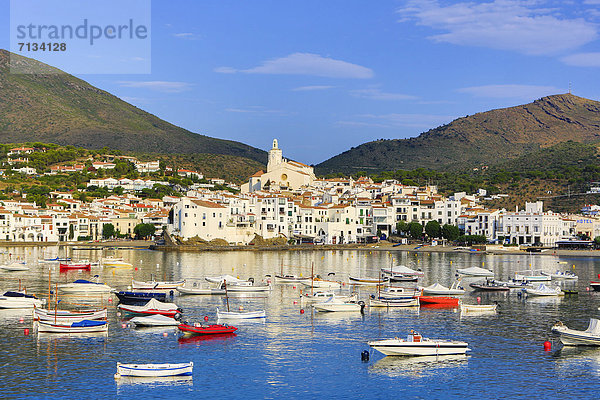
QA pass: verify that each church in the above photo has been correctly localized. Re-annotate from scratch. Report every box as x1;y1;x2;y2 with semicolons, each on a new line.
241;139;316;193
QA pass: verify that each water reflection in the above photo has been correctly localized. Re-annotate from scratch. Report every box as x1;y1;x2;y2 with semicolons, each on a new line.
115;375;193;388
369;354;469;378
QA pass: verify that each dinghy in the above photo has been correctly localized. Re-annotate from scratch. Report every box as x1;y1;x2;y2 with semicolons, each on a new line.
0;291;45;309
130;314;180;327
459;303;497;313
469;279;510;291
456;267;494;276
552;318;600;346
178;323;237;336
369;297;419;308
312;299;365;312
131;279;184;290
0;263;30;271
59;262;91;271
514;269;551;282
118;298;181;318
540;271;578;280
34;308;107;323
274;274;311;283
114;291;168;305
417;296;459;307
523;283;564;297
216;308;266;319
369;331;470;356
421;282;465;296
115;362;193;378
205;274;246;284
176;282;225;295
301;291;358;302
37;319;108;333
58;277;112;293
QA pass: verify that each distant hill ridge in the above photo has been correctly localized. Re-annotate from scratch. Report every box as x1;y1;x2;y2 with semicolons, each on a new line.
316;93;600;174
0;49;267;163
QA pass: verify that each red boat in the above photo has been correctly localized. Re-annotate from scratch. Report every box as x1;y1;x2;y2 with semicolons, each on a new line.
59;263;91;271
417;296;460;307
590;281;600;292
178;323;237;336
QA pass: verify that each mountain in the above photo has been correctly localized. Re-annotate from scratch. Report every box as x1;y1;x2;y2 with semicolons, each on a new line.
0;50;267;163
316;94;600;174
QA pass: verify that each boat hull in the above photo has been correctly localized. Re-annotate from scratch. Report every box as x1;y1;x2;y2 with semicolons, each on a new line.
369;340;470;356
116;362;193;378
34;308;107;322
131;280;184;290
37;320;108;333
369;298;419;308
418;296;459;306
178;324;237;335
216;308;266;319
312;302;362;312
177;287;225;295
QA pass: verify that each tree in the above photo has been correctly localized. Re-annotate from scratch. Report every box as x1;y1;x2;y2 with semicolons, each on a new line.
425;220;441;239
68;224;75;240
134;223;156;239
442;224;460;241
102;223;115;239
408;222;423;240
396;221;408;236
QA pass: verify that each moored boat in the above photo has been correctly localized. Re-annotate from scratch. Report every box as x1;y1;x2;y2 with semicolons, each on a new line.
369;297;419;308
118;298;181;318
514;269;551;282
205;274;246;284
381;265;424;276
312;299;365;312
216;308;266;319
378;287;420;299
421;282;465;296
523;283;564;297
274;274;311;283
590;281;600;291
469;279;510;291
348;276;389;285
541;271;578;280
456;267;494;276
459;303;497;313
299;278;341;289
178;323;237;335
0;263;30;271
301;291;357;302
131;279;185;290
417;296;459;307
59;262;91;271
552;319;600;346
34;308;107;323
368;331;470;356
115;362;193;378
130;314;180;327
114;291;168;305
0;291;45;309
176;282;225;295
37;319;108;333
58;277;112;293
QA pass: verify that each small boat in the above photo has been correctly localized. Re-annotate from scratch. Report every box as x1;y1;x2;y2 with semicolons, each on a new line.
312;299;365;312
115;362;193;378
301;291;358;302
226;279;271;292
552;319;600;346
369;297;419;308
103;259;133;268
34;308;107;323
176;282;225;295
37;319;108;333
456;267;494;276
178;323;237;336
459;303;497;313
216;308;266;319
274;274;311;283
469;279;510;291
378;287;420;299
421;282;465;296
59;262;91;271
523;283;564;297
118;298;181;318
0;291;46;309
131;279;185;290
205;274;246;284
130;314;180;327
114;291;168;305
381;265;424;276
417;296;459;307
590;281;600;291
39;257;71;263
368;331;470;356
541;271;578;280
0;263;30;271
514;269;551;282
348;276;389;285
300;278;341;289
58;277;112;293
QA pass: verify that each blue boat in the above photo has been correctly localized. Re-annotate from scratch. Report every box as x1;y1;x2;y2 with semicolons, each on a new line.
114;291;169;305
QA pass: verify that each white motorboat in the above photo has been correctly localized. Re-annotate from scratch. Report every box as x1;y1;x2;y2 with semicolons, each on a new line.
226;282;271;292
0;263;30;271
541;271;578;280
368;331;470;356
459;303;497;313
274;274;311;283
422;282;465;296
456;267;494;276
369;297;419;307
34;308;107;323
524;283;564;297
381;265;424;276
300;278;341;289
552;319;600;346
205;274;246;284
115;362;193;378
59;278;113;293
130;314;180;327
216;308;266;319
514;269;551;282
0;291;46;309
37;319;109;333
131;279;185;290
379;287;420;299
312;299;365;312
118;298;181;318
301;291;358;302
176;281;225;295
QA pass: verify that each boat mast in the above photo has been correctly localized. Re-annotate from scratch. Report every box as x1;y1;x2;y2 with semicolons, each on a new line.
54;283;58;325
224;279;230;312
311;262;314;296
48;267;51;310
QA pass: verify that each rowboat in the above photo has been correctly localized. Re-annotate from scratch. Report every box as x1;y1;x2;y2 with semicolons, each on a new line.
118;298;181;318
456;267;494;276
37;319;108;333
552;319;600;346
34;308;107;323
225;282;271;292
299;278;341;289
523;283;564;297
274;274;311;283
348;276;389;285
58;278;112;293
103;260;133;268
301;291;358;302
469;279;510;291
205;274;246;284
176;282;226;295
115;362;193;378
381;265;424;277
178;323;238;335
0;263;30;271
216;308;266;319
312;299;365;312
369;297;419;307
459;303;497;313
417;296;459;307
540;271;578;280
59;262;91;271
421;282;465;296
368;331;470;356
39;257;71;263
514;269;551;282
0;291;46;309
378;287;420;299
130;314;180;327
114;291;168;305
131;279;185;290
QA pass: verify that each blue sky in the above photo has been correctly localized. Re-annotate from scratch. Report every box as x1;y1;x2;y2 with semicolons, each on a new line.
2;0;600;164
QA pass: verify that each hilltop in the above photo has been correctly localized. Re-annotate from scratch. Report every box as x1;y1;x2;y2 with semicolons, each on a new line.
316;94;600;174
0;50;267;164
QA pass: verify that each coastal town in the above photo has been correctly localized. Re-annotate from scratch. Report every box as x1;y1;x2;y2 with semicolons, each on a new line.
1;140;598;248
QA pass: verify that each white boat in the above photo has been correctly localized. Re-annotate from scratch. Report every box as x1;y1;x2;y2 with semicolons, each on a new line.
301;291;358;302
226;282;271;292
131;279;185;290
0;263;30;271
379;287;421;299
299;278;341;289
540;271;578;280
459;303;497;313
274;274;311;283
118;298;180;317
381;265;424;276
312;299;365;312
130;314;180;327
34;308;107;323
37;319;109;333
59;278;112;293
115;362;193;378
552;319;600;346
368;331;470;356
524;283;564;297
456;267;494;276
103;259;133;268
205;274;246;284
514;269;551;282
369;297;419;307
216;307;266;319
0;291;46;309
176;282;225;295
348;276;389;285
422;282;465;296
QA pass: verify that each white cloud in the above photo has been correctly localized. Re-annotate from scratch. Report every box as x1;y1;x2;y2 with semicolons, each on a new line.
457;84;562;99
338;113;456;129
561;52;600;66
397;0;598;55
350;87;417;100
118;81;192;93
216;53;373;79
292;85;335;91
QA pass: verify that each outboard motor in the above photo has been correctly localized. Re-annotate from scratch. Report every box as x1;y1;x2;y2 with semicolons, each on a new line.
361;350;370;362
174;312;182;321
248;277;255;283
358;300;366;314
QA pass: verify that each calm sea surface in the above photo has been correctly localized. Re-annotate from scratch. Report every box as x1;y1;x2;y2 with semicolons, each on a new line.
1;247;600;399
